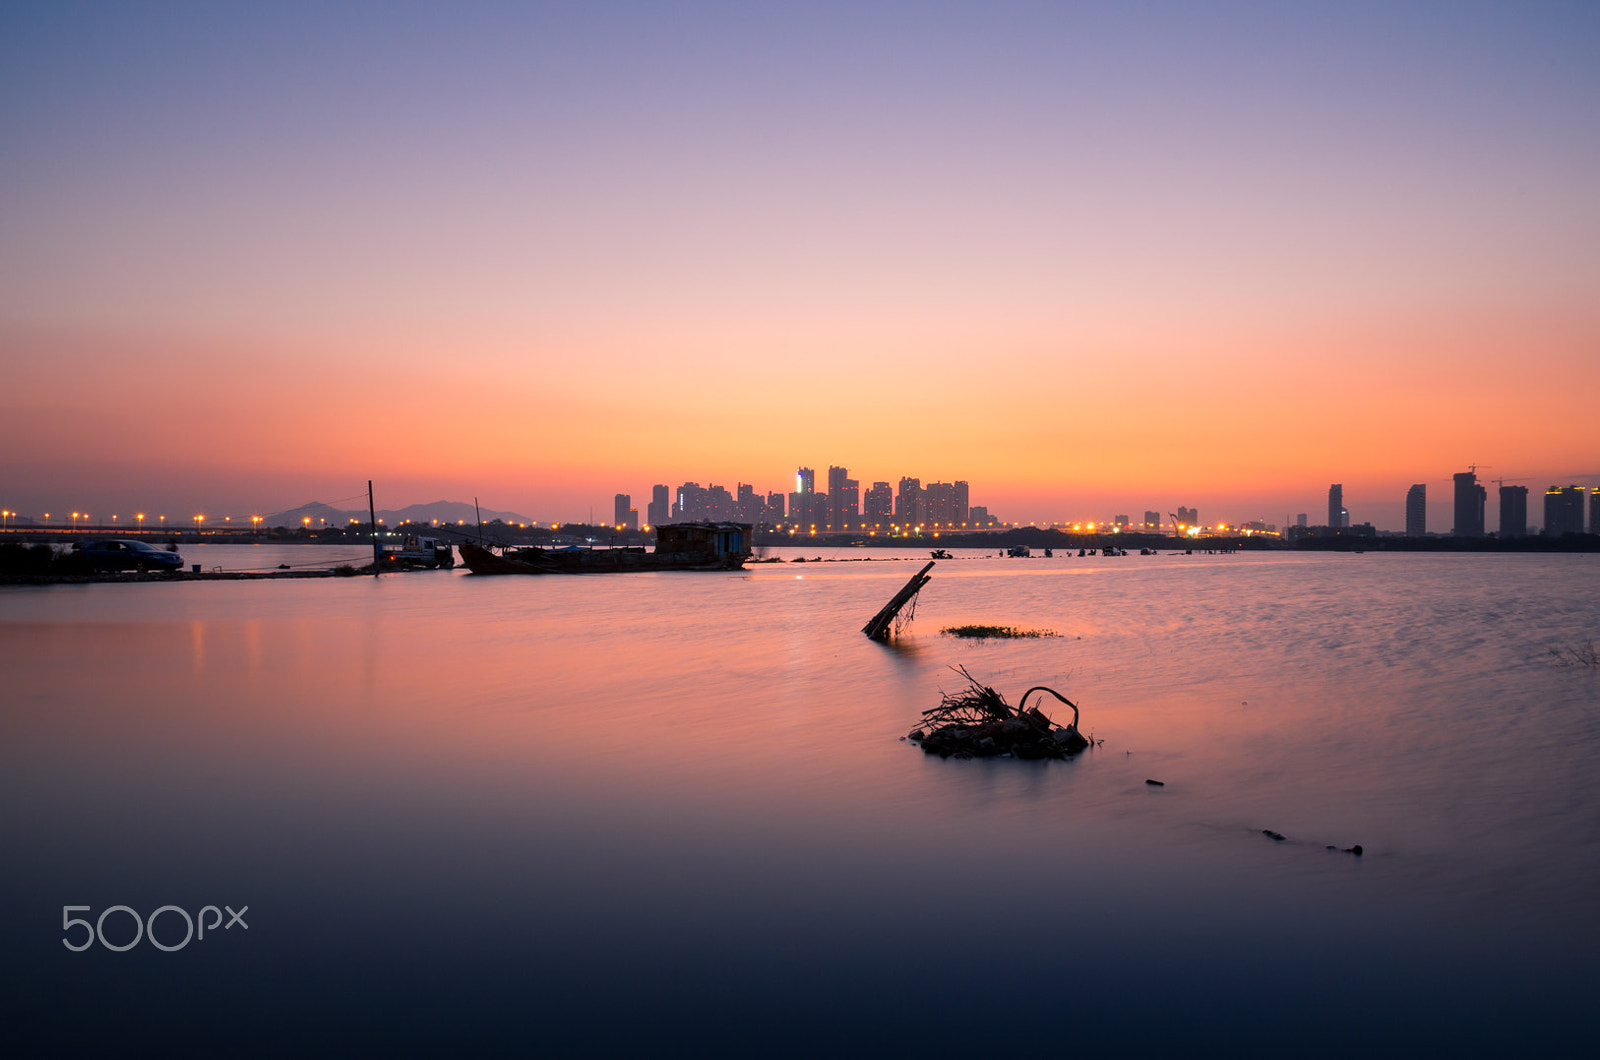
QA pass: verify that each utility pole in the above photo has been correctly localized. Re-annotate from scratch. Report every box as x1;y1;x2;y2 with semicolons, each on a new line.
368;480;380;577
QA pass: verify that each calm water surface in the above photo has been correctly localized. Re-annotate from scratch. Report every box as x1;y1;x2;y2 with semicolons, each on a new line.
2;549;1596;1055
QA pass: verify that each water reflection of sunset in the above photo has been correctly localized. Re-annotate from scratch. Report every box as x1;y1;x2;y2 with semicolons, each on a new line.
3;552;1596;1051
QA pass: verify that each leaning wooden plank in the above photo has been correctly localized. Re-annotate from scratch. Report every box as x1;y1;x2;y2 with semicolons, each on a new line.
862;561;935;640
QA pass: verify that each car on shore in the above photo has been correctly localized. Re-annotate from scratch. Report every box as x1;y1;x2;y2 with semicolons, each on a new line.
73;539;184;572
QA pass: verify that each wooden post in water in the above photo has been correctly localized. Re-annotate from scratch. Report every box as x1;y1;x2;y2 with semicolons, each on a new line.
862;561;935;640
368;480;380;577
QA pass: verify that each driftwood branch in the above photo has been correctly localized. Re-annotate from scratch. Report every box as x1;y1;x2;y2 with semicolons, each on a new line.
1018;686;1079;730
909;667;1089;759
862;561;934;640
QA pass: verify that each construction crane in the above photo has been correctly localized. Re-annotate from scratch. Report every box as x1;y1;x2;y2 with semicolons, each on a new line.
1168;512;1182;540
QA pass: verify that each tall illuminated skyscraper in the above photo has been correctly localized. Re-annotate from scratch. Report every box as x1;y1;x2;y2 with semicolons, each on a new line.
791;468;818;528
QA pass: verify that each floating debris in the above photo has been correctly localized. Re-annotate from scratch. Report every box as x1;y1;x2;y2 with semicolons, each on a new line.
1547;638;1599;668
1262;830;1287;841
940;624;1060;640
1145;779;1165;787
908;666;1089;759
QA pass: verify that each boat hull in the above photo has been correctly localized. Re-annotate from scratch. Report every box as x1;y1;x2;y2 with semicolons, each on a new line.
459;541;744;576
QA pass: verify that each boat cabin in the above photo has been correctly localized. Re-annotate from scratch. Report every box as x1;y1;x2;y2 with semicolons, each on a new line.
654;522;751;560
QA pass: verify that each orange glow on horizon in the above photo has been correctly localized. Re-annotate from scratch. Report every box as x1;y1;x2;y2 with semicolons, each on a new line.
2;253;1595;528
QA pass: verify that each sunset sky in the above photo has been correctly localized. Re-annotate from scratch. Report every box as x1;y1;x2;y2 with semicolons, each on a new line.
3;2;1597;530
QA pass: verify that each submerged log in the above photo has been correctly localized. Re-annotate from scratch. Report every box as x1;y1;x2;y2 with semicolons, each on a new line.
862;561;935;640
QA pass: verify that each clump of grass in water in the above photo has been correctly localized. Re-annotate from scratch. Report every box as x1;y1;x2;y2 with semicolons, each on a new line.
1548;638;1599;668
941;624;1060;640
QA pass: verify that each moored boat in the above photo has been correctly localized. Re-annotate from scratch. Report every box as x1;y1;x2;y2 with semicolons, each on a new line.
459;522;750;575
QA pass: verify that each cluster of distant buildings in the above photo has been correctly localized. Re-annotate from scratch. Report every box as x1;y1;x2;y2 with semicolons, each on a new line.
609;466;1223;536
1314;471;1597;538
611;466;999;532
605;464;1595;539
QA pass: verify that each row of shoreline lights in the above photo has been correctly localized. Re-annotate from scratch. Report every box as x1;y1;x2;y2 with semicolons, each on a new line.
4;512;1253;536
5;514;347;530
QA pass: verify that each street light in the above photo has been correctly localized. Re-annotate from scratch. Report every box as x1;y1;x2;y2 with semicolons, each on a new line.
136;513;145;532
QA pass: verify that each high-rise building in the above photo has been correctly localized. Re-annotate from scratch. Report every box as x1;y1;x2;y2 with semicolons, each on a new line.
705;484;734;521
968;506;993;526
1176;506;1197;527
1296;513;1308;528
791;468;819;528
826;466;858;530
673;482;709;522
766;491;786;522
863;482;893;528
647;484;669;528
1453;471;1486;537
925;481;961;527
895;478;923;527
1328;485;1343;529
1143;511;1160;530
613;494;631;528
1544;486;1586;536
953;482;970;525
1405;484;1426;537
736;483;762;525
1499;485;1528;538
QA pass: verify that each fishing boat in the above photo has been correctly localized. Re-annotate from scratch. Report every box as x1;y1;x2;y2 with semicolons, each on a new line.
378;533;455;568
459;522;751;575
